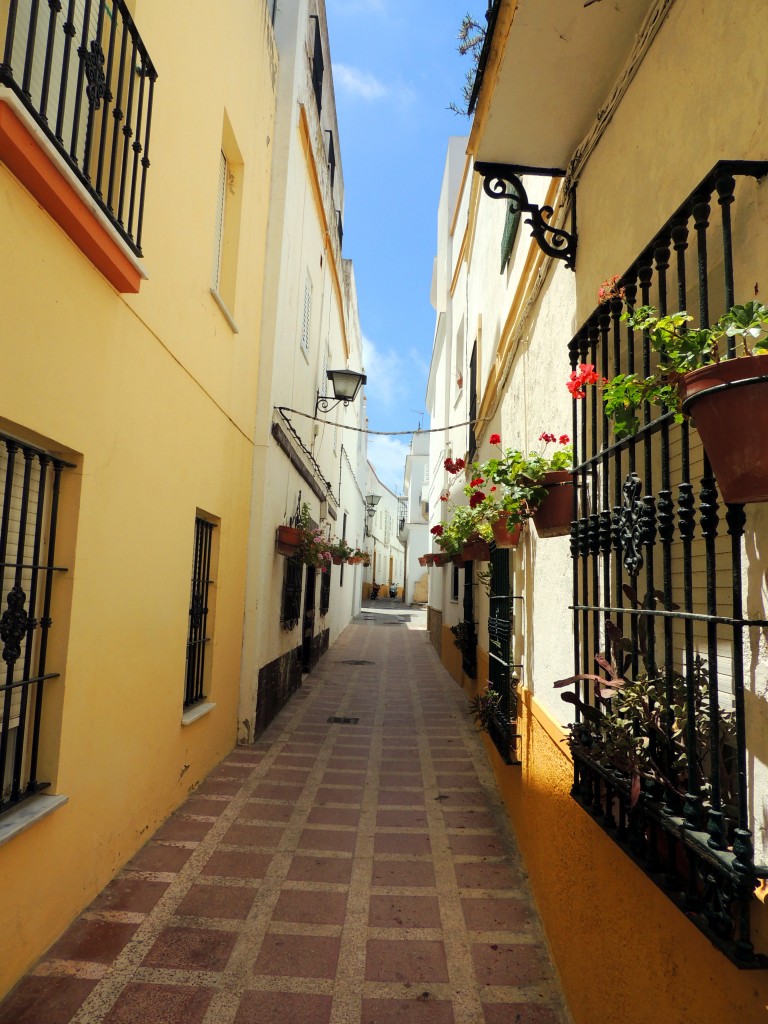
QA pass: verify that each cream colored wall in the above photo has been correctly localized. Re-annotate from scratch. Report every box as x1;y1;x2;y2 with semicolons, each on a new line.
0;0;276;995
238;0;366;738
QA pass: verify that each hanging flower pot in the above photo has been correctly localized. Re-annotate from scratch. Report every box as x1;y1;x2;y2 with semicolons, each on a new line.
532;471;574;537
461;536;491;561
348;556;362;564
433;553;450;567
418;555;427;566
276;524;302;556
331;554;343;566
423;553;435;566
452;553;467;566
680;354;768;503
491;514;523;548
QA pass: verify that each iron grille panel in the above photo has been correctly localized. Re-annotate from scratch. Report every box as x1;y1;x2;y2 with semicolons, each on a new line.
281;555;303;631
0;432;71;815
567;161;768;967
320;565;331;615
0;0;157;255
185;517;214;709
487;545;519;764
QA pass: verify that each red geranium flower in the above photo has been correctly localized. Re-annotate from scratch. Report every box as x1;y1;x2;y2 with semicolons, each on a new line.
430;525;444;536
470;476;484;488
567;363;604;400
489;433;501;445
559;434;570;445
469;491;486;508
539;432;556;443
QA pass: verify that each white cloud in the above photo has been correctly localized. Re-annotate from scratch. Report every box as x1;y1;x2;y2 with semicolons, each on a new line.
368;435;410;495
333;63;389;101
362;334;403;409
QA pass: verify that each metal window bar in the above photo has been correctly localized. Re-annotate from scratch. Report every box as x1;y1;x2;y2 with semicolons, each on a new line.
320;565;331;615
309;14;323;115
566;160;768;967
0;0;157;256
468;343;478;461
281;554;303;631
460;563;477;679
184;517;214;709
487;545;520;764
0;432;71;816
326;129;335;191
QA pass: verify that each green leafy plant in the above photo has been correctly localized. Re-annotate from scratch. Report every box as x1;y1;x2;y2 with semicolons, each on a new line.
556;605;736;811
296;502;332;570
468;685;502;733
328;537;354;561
570;286;768;439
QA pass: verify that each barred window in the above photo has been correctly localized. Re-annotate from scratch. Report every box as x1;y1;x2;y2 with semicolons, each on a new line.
566;161;768;965
185;517;216;709
281;555;303;630
320;567;331;615
0;433;71;816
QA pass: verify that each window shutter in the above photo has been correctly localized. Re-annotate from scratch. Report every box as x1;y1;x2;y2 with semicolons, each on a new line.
211;151;227;290
301;275;313;353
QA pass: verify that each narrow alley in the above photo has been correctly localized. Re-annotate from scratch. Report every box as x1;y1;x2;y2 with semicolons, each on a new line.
0;605;568;1024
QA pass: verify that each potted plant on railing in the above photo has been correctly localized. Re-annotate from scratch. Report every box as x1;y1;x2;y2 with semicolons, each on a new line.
293;503;332;571
571;281;768;503
470;433;574;538
328;538;353;566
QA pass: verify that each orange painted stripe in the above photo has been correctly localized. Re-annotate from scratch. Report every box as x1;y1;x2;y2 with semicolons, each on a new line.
0;98;141;293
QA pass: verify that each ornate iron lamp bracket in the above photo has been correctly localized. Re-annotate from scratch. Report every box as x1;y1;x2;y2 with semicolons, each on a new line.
474;162;577;270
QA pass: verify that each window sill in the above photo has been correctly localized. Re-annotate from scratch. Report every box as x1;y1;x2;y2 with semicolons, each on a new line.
210;289;239;333
182;701;216;726
0;794;68;849
0;93;147;293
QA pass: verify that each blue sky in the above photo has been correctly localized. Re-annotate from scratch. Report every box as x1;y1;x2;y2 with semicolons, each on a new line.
325;0;479;494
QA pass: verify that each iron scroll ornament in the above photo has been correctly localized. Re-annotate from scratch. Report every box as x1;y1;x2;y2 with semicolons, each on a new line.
474;163;577;270
620;472;645;577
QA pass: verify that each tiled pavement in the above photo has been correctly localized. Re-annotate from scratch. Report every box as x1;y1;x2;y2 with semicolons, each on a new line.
0;603;571;1024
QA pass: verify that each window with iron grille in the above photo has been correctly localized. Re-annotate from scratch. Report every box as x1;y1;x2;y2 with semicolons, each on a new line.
185;517;215;709
450;565;476;679
500;192;521;273
487;546;520;764
0;432;72;816
300;273;313;355
468;343;477;460
320;566;331;615
566;161;768;966
281;555;303;630
309;15;324;115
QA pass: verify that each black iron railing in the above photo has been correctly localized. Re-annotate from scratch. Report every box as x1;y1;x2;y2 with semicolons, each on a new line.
185;517;214;709
320;566;330;615
487;545;520;764
0;432;72;816
567;160;768;966
281;555;302;631
0;0;157;256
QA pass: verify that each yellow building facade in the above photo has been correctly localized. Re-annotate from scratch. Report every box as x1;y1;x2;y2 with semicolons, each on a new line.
0;0;276;996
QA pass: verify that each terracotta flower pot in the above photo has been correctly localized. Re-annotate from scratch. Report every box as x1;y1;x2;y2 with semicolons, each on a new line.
491;514;523;548
276;524;302;556
331;554;343;565
679;354;768;503
461;537;491;561
452;553;467;566
423;553;435;565
532;471;574;537
418;556;427;566
433;553;450;567
348;556;362;564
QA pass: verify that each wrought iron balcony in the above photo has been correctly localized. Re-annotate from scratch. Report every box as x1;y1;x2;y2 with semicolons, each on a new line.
565;160;768;967
0;0;157;257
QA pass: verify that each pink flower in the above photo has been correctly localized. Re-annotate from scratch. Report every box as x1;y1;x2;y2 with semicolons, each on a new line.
489;433;501;445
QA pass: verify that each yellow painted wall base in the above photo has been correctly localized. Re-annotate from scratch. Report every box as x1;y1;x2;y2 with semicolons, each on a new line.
486;689;768;1024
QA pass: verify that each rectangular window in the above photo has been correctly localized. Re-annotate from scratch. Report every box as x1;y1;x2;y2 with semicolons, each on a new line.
184;517;216;709
210;115;244;329
301;274;313;355
327;130;336;191
320;568;331;615
468;343;477;460
0;432;72;816
281;556;303;630
310;15;324;114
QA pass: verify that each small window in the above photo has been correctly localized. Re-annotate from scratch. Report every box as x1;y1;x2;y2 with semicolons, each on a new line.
281;556;303;630
211;115;244;330
326;131;336;191
301;274;313;355
500;192;521;272
320;569;331;615
310;15;324;114
185;516;217;709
